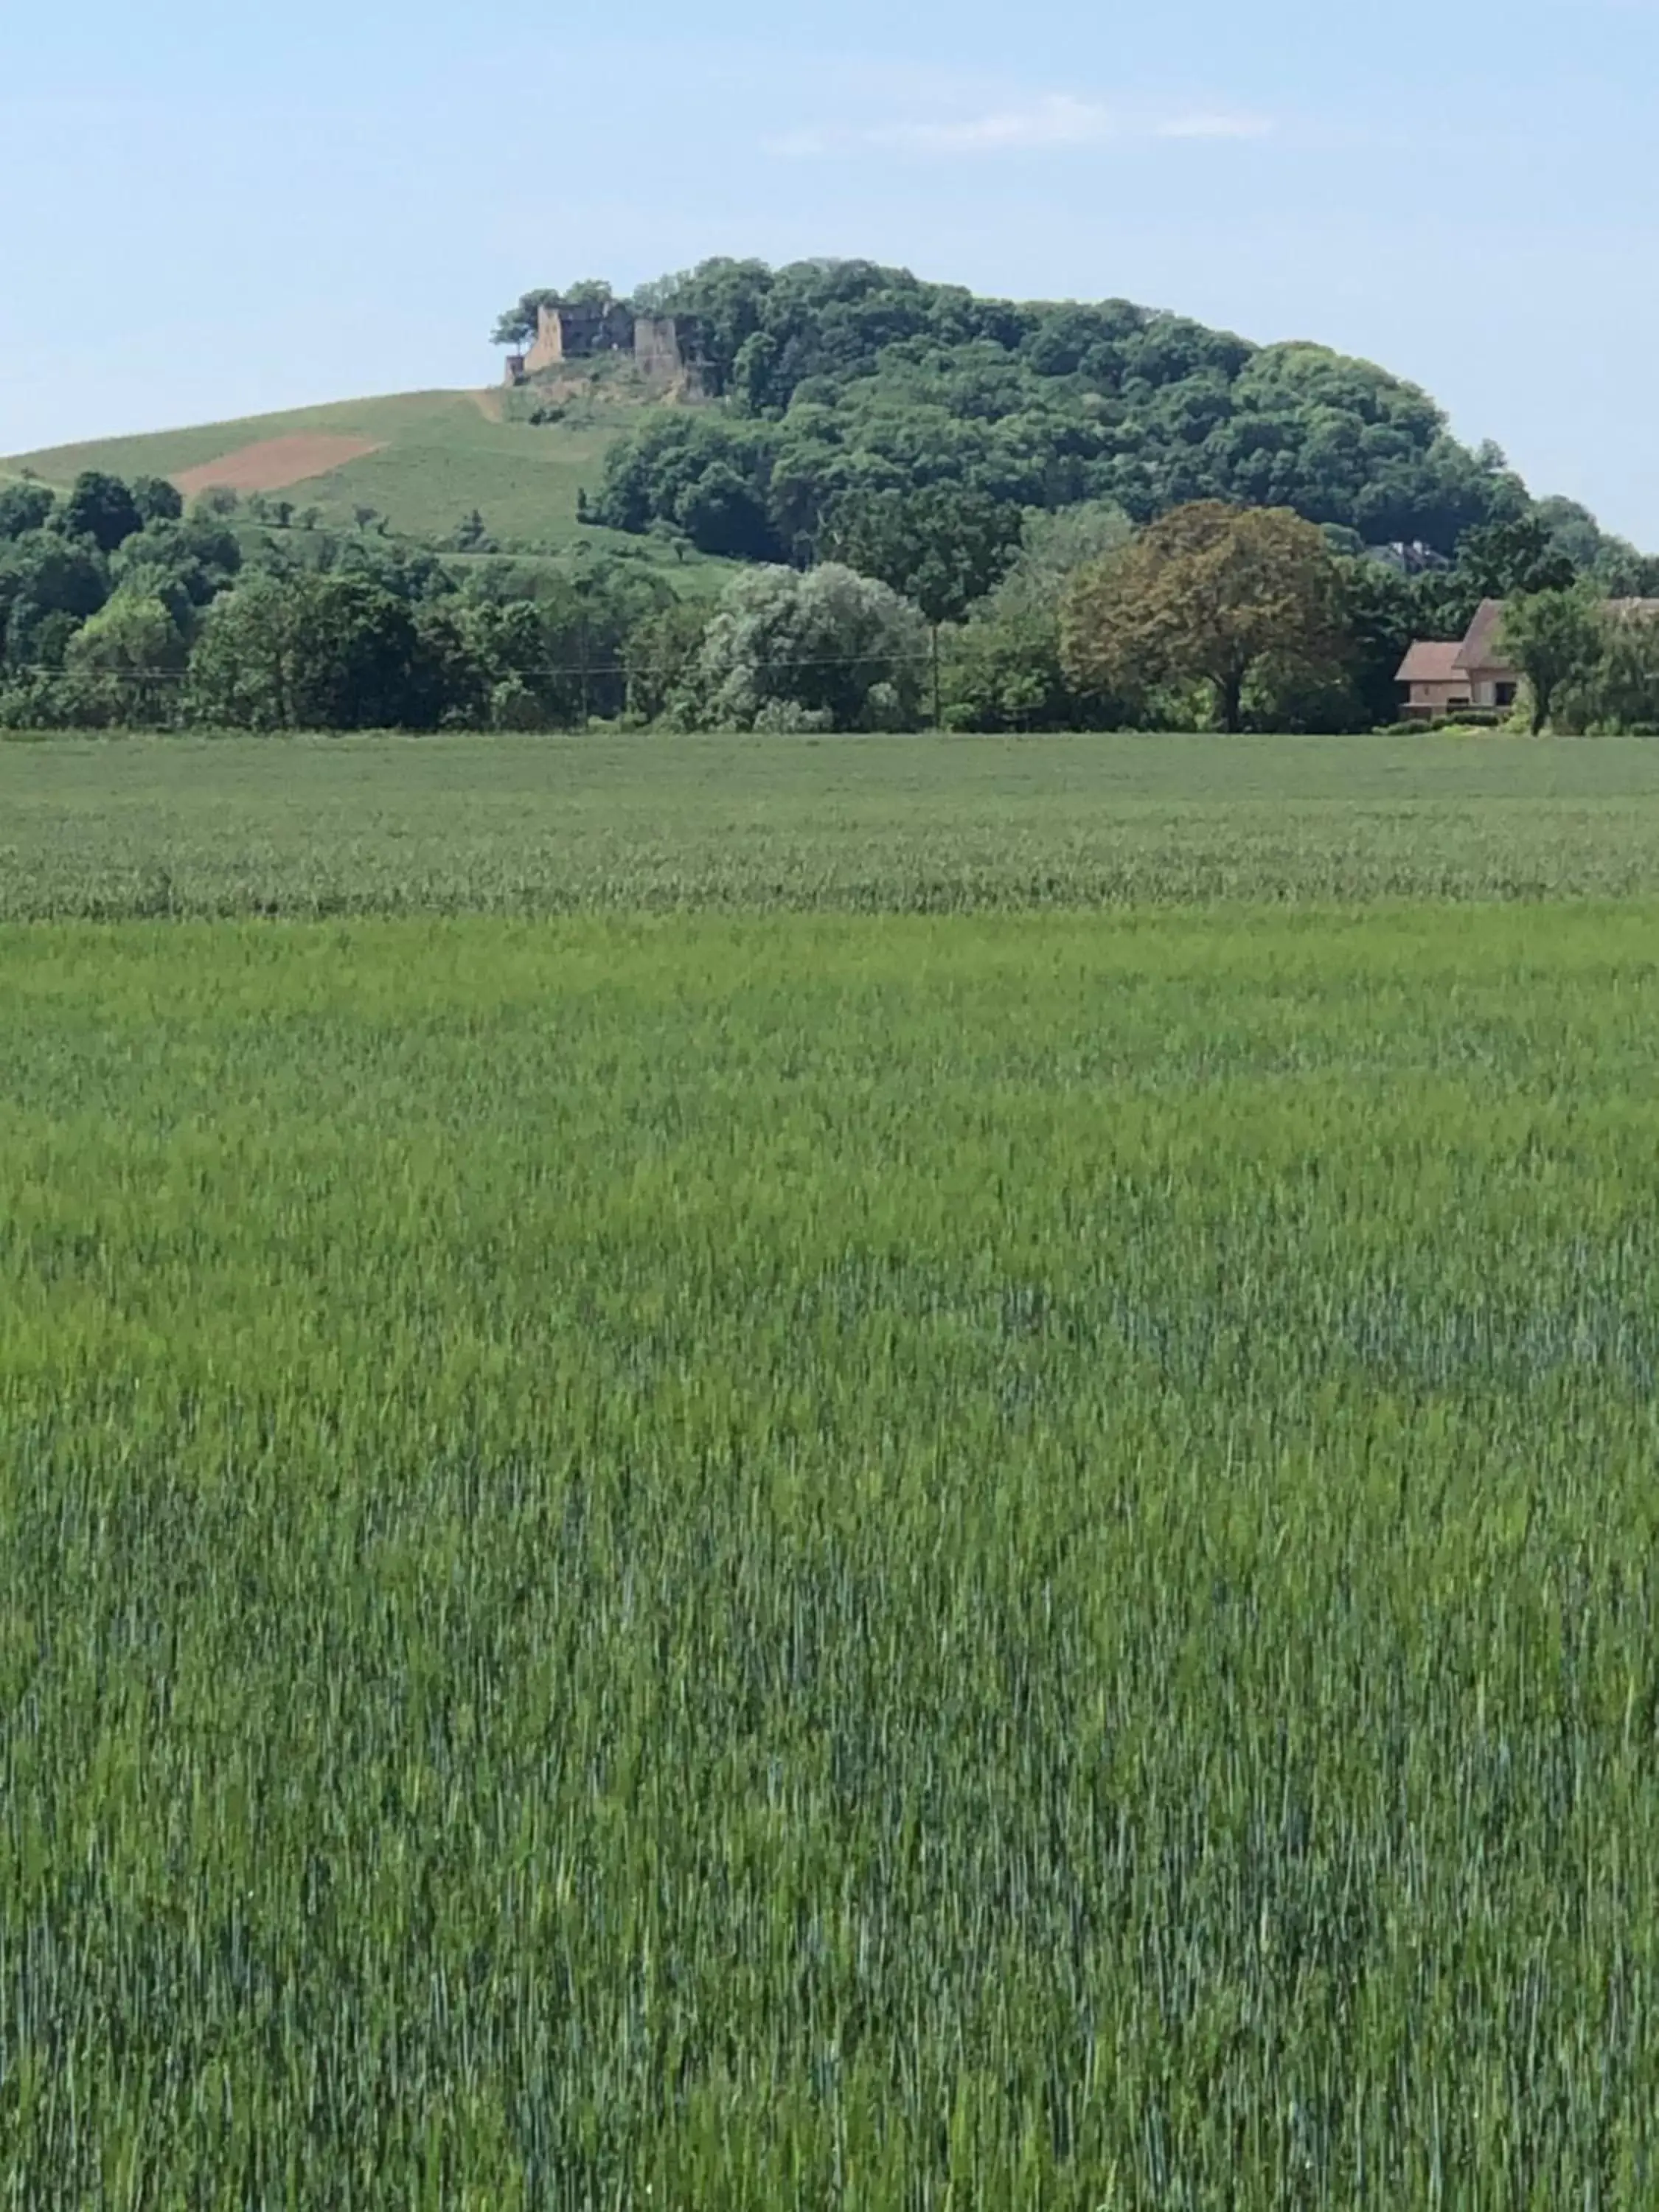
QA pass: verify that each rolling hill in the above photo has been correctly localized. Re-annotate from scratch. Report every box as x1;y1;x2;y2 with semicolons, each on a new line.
11;257;1646;597
2;381;736;590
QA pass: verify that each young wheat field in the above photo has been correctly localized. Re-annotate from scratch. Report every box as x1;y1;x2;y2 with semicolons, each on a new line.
6;729;1659;916
2;735;1658;2205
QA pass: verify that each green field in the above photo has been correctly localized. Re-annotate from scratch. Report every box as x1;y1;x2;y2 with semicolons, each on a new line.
3;737;1659;2203
6;730;1659;918
1;386;731;582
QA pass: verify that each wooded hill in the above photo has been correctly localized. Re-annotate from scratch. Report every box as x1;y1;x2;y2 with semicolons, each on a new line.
577;257;1633;571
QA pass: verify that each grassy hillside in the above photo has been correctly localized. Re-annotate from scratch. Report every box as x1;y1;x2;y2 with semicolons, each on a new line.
3;383;734;589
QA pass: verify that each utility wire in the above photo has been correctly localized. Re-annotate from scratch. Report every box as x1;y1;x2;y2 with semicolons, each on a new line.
6;646;947;684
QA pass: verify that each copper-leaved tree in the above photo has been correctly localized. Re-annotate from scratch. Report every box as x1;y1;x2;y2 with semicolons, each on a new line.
1060;501;1349;733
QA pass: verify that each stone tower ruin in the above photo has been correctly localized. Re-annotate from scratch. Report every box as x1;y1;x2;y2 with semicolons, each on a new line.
505;302;708;397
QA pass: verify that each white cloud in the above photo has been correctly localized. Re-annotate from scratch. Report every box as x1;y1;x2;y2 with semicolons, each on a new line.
877;95;1118;153
762;126;844;159
1155;111;1274;142
764;94;1272;161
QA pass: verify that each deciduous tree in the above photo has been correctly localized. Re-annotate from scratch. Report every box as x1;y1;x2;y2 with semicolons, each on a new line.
823;485;1023;628
60;470;143;554
66;591;188;675
1061;501;1348;733
187;574;425;731
0;483;55;540
1501;588;1605;733
0;532;110;667
823;484;1023;725
673;563;926;731
1582;609;1659;731
1455;515;1578;602
130;476;184;527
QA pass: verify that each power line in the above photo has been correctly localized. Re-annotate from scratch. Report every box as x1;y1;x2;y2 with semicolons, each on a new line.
5;646;947;684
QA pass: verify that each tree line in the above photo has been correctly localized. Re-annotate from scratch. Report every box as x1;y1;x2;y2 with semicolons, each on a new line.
0;470;700;733
6;465;1659;737
950;503;1659;735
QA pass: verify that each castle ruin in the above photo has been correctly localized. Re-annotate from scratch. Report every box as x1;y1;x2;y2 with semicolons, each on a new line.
505;301;707;395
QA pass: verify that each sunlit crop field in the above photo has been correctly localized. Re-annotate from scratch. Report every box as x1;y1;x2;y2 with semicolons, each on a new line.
3;900;1658;2205
7;728;1659;915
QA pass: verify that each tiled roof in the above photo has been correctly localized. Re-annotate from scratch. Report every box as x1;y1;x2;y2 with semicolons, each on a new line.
1455;599;1511;675
1456;596;1659;678
1397;640;1466;684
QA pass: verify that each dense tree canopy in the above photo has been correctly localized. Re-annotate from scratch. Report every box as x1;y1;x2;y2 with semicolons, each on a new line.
61;470;145;555
188;574;430;731
1455;515;1579;604
0;529;110;667
821;485;1023;629
588;258;1537;563
0;467;700;733
8;451;1659;740
0;482;56;540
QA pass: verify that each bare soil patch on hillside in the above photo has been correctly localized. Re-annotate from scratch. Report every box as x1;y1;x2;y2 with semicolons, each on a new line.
173;435;384;497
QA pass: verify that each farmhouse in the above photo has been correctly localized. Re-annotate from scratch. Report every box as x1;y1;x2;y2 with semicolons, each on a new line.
1399;596;1659;717
1397;600;1521;719
1395;639;1475;720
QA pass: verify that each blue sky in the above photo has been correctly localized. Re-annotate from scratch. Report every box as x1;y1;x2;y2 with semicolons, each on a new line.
4;0;1656;538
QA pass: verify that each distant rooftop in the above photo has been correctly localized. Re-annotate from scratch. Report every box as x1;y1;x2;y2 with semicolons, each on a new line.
1396;641;1465;684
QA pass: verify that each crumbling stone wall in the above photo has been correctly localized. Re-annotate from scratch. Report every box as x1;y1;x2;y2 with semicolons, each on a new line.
514;302;709;394
634;315;709;394
632;316;682;382
524;302;636;376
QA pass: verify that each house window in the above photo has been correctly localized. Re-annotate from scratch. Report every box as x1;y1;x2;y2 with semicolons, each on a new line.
1495;683;1517;708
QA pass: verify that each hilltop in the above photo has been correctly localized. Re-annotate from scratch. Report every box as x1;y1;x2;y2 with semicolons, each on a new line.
8;253;1652;731
10;258;1647;588
583;258;1595;564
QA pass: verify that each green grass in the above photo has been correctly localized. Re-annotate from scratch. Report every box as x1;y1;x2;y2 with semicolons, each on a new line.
4;730;1659;918
1;386;732;581
2;905;1659;2204
6;737;1659;2201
